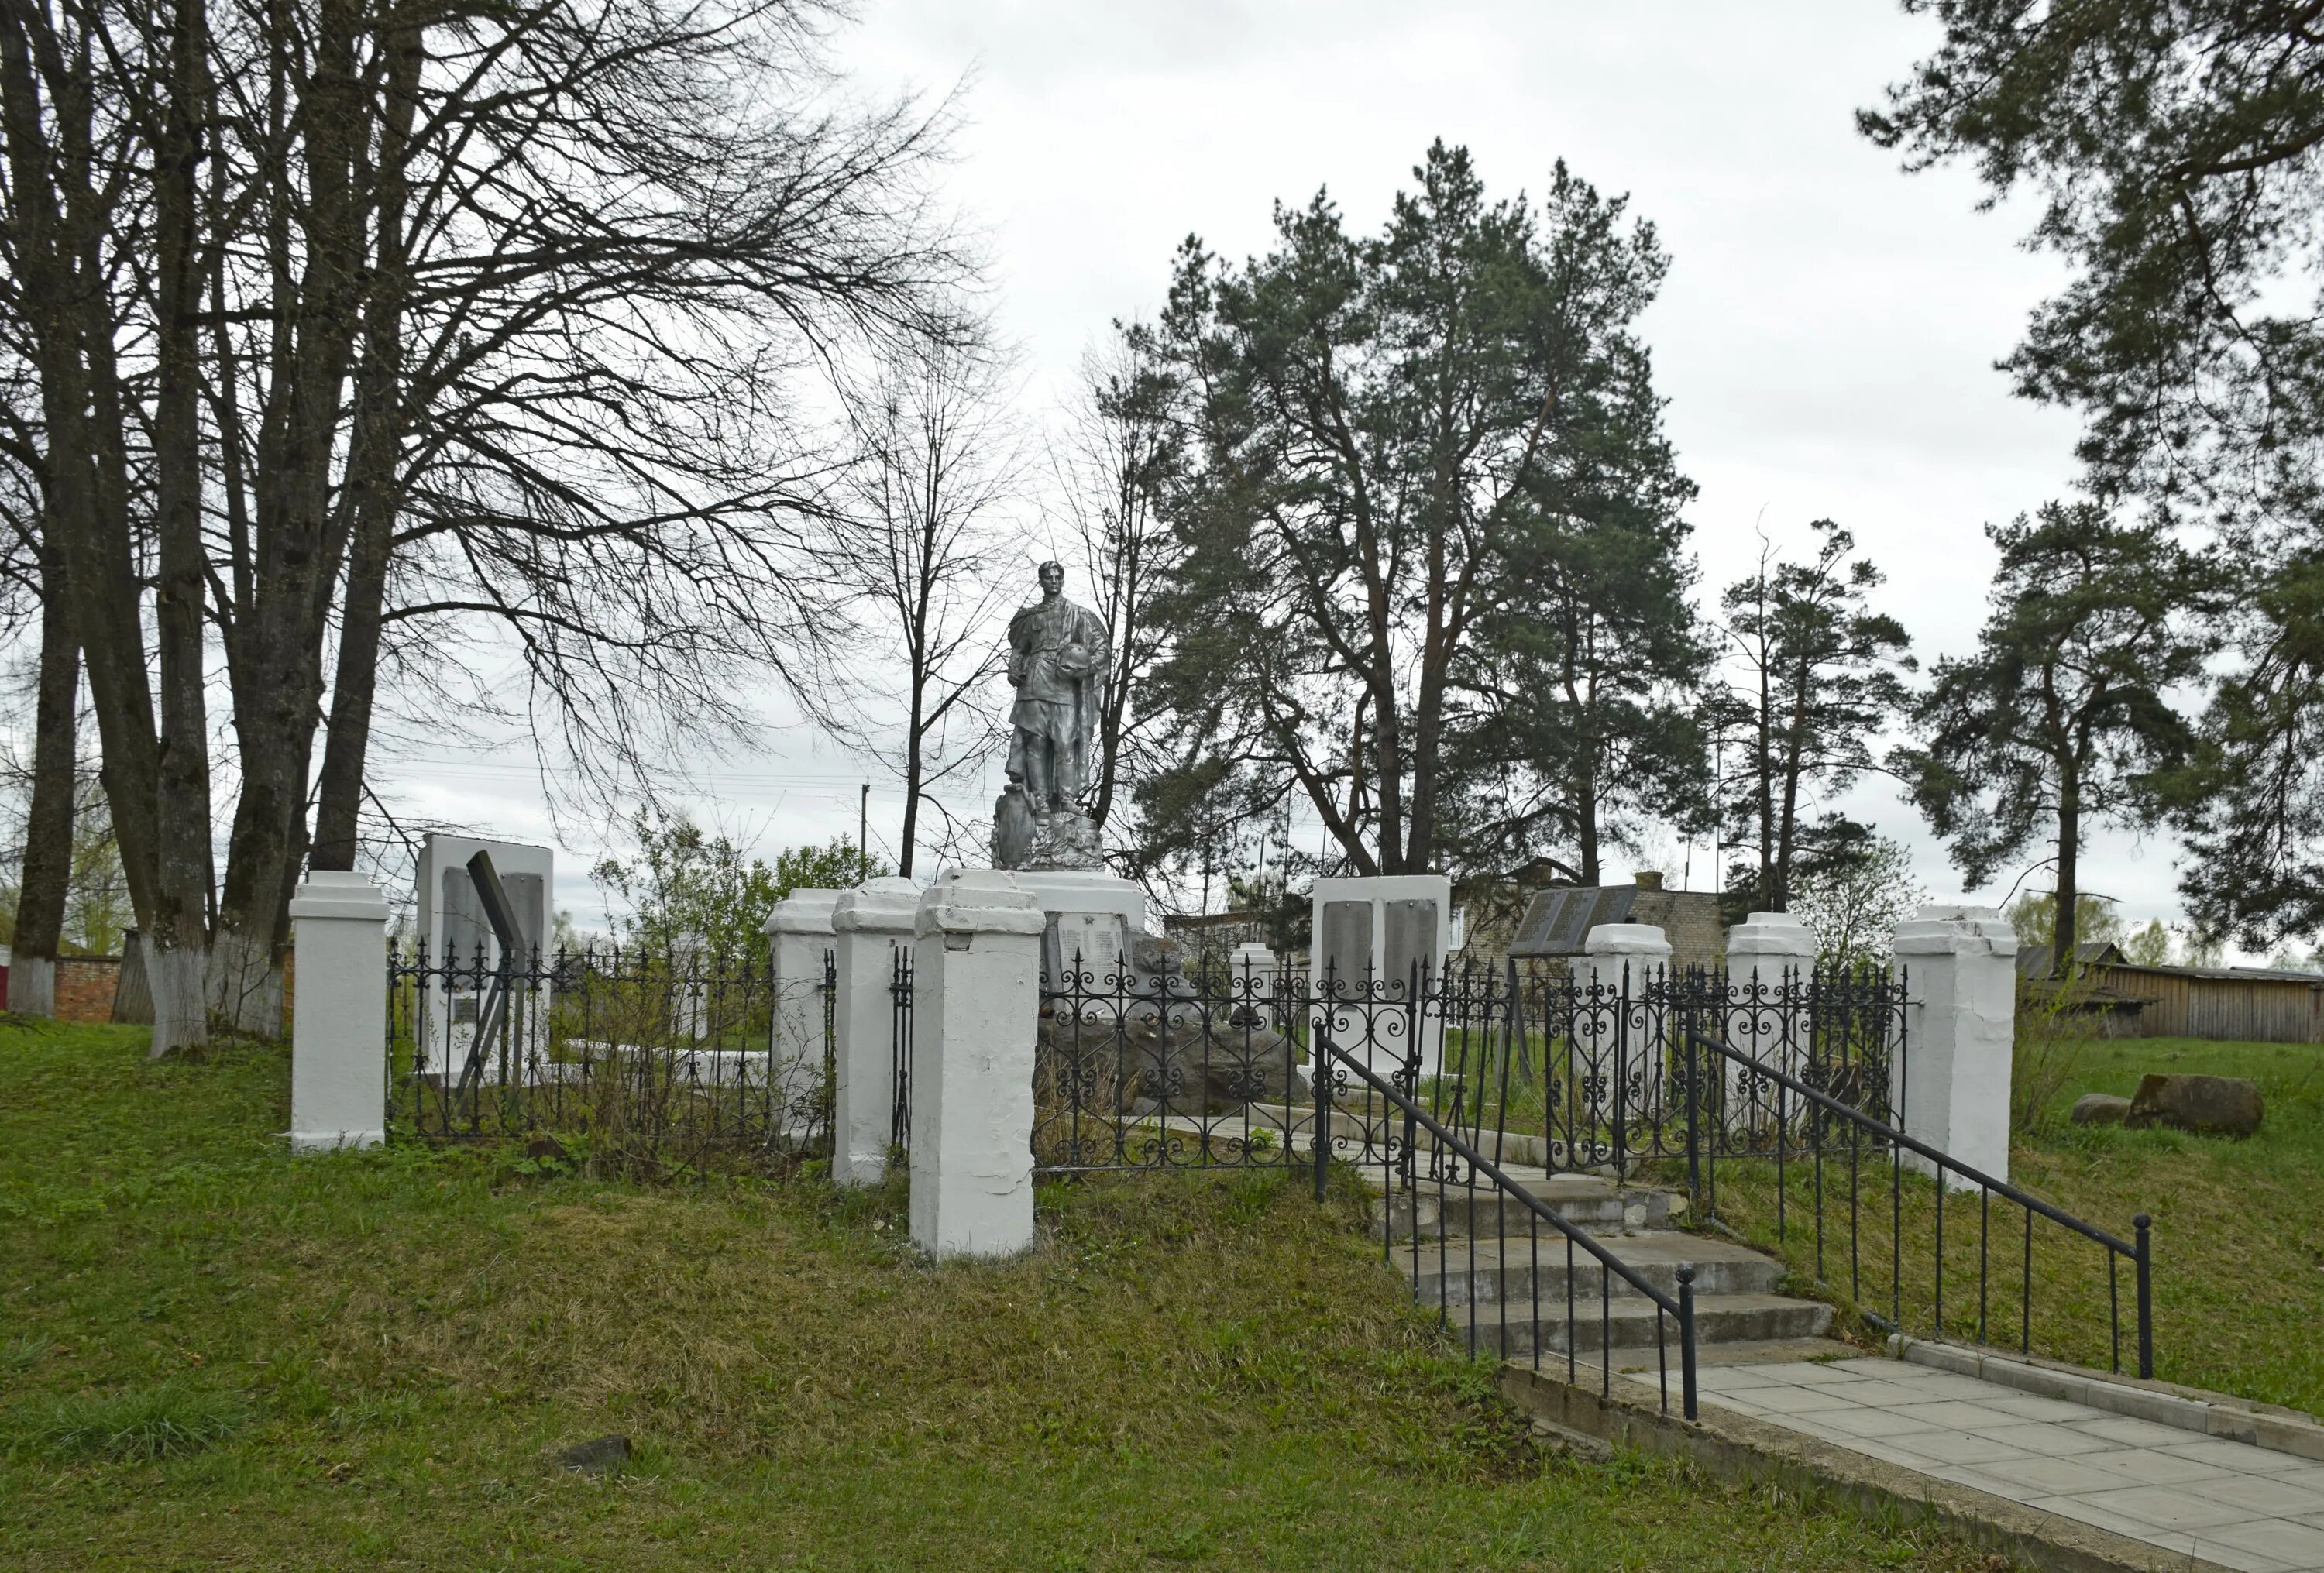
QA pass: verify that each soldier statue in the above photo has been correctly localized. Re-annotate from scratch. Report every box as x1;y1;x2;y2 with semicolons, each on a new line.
996;560;1109;868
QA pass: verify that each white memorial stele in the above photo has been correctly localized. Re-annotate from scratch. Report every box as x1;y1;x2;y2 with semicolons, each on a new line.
1308;874;1452;998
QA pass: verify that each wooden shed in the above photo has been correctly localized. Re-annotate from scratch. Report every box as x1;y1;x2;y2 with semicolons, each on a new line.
2089;960;2324;1044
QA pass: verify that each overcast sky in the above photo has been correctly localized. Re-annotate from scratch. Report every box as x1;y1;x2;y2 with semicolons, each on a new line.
379;0;2218;946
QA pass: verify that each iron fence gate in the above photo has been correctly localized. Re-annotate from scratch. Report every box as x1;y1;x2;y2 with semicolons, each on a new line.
387;942;836;1173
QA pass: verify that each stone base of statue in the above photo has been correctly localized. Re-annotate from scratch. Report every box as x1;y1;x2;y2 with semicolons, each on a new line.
1026;809;1103;872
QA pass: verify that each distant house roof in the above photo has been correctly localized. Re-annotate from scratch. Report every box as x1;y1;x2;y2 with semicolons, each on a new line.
2015;939;2126;977
2019;939;2324;988
2102;960;2324;987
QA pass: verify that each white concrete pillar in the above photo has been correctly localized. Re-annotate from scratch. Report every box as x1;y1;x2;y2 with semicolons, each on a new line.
1717;910;1817;1131
1725;906;1814;1049
289;871;390;1152
1573;922;1672;1125
830;877;920;1185
1892;904;2018;1188
909;870;1047;1260
765;888;841;1119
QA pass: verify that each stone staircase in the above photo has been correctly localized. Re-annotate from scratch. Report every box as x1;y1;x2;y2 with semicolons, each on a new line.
1363;1159;1837;1363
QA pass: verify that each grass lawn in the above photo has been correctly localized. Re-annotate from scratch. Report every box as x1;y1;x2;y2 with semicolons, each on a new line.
1697;1035;2324;1417
0;1021;2006;1571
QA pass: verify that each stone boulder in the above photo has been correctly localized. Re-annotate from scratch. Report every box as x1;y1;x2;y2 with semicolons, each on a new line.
2069;1093;2133;1127
2126;1073;2264;1137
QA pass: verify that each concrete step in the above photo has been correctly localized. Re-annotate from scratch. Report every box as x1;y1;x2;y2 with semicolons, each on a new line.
1363;1166;1683;1238
1397;1231;1788;1307
1435;1291;1834;1358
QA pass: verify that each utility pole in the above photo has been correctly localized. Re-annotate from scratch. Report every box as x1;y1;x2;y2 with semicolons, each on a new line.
859;782;870;883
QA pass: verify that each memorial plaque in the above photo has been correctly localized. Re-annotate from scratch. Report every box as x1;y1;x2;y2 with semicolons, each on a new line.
1382;898;1439;998
1318;900;1373;991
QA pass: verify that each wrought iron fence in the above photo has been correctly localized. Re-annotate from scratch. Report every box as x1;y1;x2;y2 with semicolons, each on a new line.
890;946;914;1151
1026;954;1908;1185
1681;1026;2154;1379
387;942;834;1174
1032;950;1314;1172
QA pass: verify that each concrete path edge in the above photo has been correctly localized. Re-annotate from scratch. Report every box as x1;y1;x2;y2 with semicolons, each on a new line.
1497;1362;2239;1573
1892;1337;2324;1465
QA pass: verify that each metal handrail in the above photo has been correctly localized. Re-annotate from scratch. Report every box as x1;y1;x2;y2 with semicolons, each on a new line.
1319;1041;1699;1420
1681;1026;2153;1379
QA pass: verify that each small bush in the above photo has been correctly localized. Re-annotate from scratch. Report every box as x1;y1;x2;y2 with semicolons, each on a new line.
27;1382;249;1462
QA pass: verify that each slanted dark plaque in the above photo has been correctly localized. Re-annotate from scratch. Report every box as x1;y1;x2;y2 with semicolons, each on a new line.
1509;885;1638;957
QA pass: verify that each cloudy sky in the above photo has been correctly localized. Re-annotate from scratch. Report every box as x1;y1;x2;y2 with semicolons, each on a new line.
383;0;2209;943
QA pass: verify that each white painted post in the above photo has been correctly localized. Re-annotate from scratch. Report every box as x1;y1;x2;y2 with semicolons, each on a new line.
1892;904;2019;1189
1722;912;1817;1115
830;877;920;1186
289;871;390;1152
766;888;840;1123
1576;923;1673;1125
909;871;1047;1259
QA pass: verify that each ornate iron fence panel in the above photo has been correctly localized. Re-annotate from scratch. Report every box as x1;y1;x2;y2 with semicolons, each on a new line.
1033;947;1329;1173
387;942;830;1173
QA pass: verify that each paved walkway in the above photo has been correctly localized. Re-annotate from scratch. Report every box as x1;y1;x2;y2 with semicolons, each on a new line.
1667;1356;2324;1571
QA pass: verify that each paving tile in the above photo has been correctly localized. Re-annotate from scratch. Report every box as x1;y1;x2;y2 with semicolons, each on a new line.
1982;1392;2101;1424
2069;1413;2207;1449
2075;1448;2236;1487
1693;1365;1786;1390
1970;1421;2123;1457
1778;1360;1884;1384
1943;1454;2122;1497
1883;1428;2031;1468
2197;1517;2324;1568
1889;1399;2037;1431
2192;1475;2324;1517
2182;1537;2296;1573
1802;1406;1947;1441
2062;1483;2257;1532
1740;1383;1867;1415
2164;1439;2319;1477
1835;1379;1985;1407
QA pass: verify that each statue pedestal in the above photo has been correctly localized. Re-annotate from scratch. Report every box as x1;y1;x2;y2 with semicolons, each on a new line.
965;867;1145;988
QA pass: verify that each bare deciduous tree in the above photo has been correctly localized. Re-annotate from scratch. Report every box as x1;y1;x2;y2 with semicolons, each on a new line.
835;335;1018;876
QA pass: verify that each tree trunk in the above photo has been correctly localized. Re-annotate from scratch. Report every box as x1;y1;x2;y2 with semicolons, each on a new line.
310;11;421;875
899;675;923;878
208;0;367;1031
144;0;217;1056
9;550;79;1018
2054;775;2081;981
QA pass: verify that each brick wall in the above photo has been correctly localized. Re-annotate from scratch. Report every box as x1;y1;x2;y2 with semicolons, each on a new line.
54;957;123;1023
1633;891;1727;973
